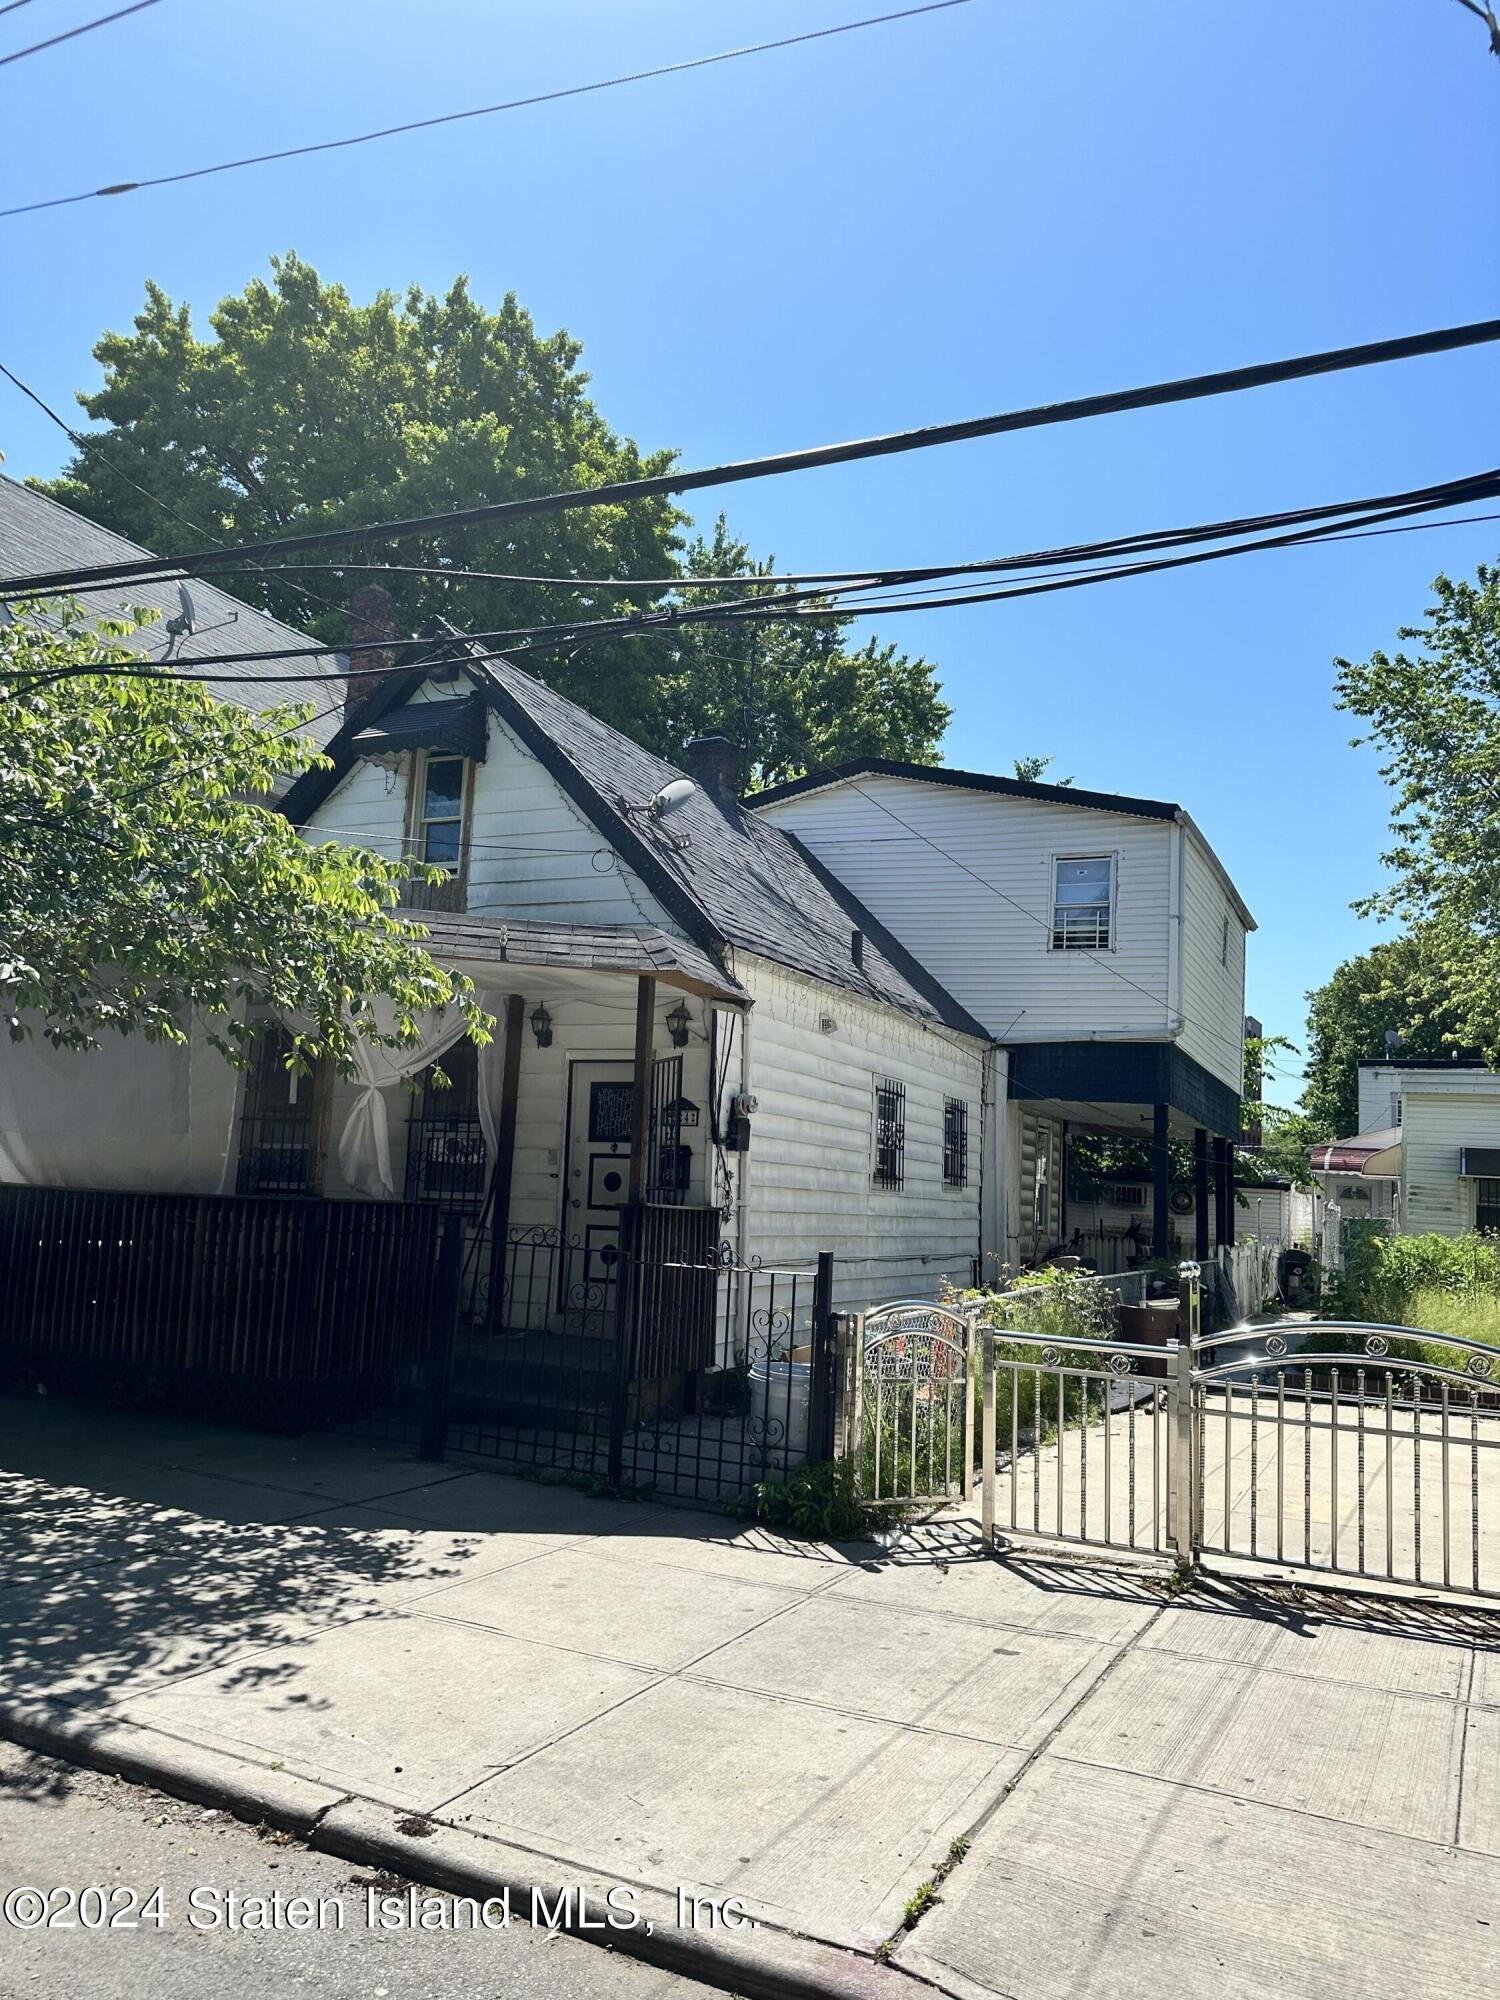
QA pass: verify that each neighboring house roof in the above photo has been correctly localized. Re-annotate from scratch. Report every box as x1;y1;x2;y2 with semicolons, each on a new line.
1311;1127;1403;1176
746;756;1256;931
0;475;348;751
284;626;989;1040
411;914;747;1002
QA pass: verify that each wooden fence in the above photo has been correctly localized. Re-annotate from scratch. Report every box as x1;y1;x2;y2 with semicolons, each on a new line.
0;1185;454;1429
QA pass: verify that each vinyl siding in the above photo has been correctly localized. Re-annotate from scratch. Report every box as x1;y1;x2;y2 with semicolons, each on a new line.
1400;1082;1500;1236
754;776;1175;1043
1176;825;1248;1092
737;953;986;1308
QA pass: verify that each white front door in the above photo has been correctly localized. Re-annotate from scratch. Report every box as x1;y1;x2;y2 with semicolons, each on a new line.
564;1060;636;1296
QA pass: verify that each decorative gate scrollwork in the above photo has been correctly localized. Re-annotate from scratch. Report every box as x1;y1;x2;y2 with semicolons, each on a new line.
854;1301;976;1506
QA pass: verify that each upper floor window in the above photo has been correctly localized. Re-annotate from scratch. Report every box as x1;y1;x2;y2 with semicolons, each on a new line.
943;1097;969;1189
404;752;470;912
1052;855;1113;951
873;1077;906;1191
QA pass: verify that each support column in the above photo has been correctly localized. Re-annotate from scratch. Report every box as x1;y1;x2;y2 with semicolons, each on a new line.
627;975;655;1205
484;994;526;1318
1222;1139;1236;1246
1213;1136;1229;1248
1193;1126;1210;1262
1151;1102;1171;1261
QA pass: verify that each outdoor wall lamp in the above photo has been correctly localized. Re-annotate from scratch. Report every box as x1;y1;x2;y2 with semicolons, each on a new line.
529;1001;553;1049
665;999;692;1048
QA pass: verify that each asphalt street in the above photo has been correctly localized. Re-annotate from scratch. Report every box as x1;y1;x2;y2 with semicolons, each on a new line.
0;1741;719;2000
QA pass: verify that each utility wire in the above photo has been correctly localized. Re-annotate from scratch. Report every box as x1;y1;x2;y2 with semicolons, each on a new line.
0;0;974;217
0;0;160;67
8;319;1499;598
7;470;1493;682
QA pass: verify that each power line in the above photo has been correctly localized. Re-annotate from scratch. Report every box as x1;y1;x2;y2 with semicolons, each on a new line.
8;319;1499;599
8;468;1493;683
0;0;161;68
0;1;974;218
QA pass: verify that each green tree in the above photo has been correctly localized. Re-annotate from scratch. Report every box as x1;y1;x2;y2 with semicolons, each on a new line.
1011;755;1073;785
38;255;948;782
1300;933;1470;1138
0;601;488;1070
1335;561;1500;1065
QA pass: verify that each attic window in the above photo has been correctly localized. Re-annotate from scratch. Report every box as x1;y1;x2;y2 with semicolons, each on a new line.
1052;856;1113;951
402;751;471;913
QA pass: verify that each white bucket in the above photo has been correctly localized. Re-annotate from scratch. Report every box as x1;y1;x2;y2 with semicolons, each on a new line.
747;1358;812;1462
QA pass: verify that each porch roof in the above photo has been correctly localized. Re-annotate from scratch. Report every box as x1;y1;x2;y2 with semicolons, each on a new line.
411;913;748;1002
1311;1127;1403;1178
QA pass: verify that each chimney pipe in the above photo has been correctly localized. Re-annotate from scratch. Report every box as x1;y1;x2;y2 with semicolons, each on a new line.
346;582;397;711
682;734;745;809
851;928;864;969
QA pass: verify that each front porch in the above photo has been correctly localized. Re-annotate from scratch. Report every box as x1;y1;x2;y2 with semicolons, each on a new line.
1007;1040;1244;1273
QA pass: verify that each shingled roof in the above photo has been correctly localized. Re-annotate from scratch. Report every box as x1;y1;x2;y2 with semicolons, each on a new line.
0;476;348;750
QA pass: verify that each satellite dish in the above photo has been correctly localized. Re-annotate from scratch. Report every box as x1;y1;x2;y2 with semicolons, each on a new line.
649;777;697;819
172;582;197;635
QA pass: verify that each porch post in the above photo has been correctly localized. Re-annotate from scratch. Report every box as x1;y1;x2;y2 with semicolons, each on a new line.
627;975;656;1205
484;994;527;1315
1151;1102;1171;1261
1213;1136;1229;1248
1222;1139;1236;1246
1193;1126;1210;1262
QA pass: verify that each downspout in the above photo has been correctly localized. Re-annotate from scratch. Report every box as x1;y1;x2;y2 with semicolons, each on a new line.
1166;814;1187;1038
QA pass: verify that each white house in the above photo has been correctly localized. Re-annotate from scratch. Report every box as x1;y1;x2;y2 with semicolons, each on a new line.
749;760;1255;1273
1312;1057;1500;1256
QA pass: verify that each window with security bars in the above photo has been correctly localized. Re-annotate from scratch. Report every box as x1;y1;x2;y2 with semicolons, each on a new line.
236;1027;324;1196
404;1039;488;1211
1477;1179;1500;1234
943;1097;969;1189
873;1078;906;1190
1052;855;1113;950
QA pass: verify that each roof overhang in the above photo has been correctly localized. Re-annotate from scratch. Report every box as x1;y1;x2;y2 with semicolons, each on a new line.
408;913;746;1003
353;694;487;762
1311;1128;1402;1178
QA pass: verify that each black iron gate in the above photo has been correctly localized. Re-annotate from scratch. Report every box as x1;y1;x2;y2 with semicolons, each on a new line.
410;1200;838;1504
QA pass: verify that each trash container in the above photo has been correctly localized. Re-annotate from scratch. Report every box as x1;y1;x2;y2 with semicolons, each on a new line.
747;1358;812;1460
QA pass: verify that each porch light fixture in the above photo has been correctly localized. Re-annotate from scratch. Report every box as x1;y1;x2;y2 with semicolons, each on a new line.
529;1001;553;1049
665;999;691;1047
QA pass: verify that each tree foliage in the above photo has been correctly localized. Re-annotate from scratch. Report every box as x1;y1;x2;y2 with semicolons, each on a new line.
1335;561;1500;1066
38;255;949;783
0;602;489;1070
1300;932;1470;1138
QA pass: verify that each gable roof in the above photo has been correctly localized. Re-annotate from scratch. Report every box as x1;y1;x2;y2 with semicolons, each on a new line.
285;626;988;1041
747;757;1182;820
747;755;1255;932
0;475;349;750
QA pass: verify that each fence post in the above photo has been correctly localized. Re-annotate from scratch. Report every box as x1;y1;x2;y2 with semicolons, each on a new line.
420;1213;462;1463
808;1252;836;1464
962;1311;977;1501
981;1327;997;1549
1168;1259;1201;1562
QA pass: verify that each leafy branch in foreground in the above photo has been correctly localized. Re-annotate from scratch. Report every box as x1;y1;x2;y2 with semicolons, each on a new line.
0;600;490;1071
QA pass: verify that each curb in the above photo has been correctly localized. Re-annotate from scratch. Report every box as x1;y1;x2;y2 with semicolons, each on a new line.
0;1700;926;2000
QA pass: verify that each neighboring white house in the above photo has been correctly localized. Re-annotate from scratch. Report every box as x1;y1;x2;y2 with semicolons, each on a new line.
1312;1058;1500;1258
749;760;1255;1272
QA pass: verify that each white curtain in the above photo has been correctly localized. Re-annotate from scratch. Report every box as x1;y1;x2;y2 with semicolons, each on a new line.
337;996;510;1201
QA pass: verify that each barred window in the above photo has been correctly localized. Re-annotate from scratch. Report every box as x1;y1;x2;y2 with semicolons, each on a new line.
943;1097;969;1189
873;1077;906;1190
1052;855;1113;950
404;1039;488;1211
1477;1179;1500;1234
236;1027;323;1196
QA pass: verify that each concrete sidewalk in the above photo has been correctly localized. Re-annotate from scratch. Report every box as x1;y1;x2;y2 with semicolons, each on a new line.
2;1395;1498;1998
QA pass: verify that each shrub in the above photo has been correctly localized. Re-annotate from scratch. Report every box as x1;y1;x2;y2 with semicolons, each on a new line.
745;1456;875;1539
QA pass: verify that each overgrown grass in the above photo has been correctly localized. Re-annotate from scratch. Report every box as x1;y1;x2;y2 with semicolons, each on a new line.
1325;1230;1500;1375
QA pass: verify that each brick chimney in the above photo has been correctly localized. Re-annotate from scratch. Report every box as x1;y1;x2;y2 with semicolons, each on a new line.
346;582;397;711
683;734;745;809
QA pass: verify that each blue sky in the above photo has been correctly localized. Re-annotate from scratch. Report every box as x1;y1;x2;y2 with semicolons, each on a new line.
3;0;1496;1099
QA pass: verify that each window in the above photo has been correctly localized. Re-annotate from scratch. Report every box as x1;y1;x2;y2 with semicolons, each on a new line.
1033;1124;1053;1232
236;1027;324;1196
404;1039;488;1211
404;752;469;911
943;1097;969;1189
1052;855;1113;950
1477;1180;1500;1234
873;1078;906;1190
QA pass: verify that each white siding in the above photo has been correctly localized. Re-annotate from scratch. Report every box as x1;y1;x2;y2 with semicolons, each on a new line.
303;687;677;933
1176;824;1249;1091
736;953;986;1309
755;776;1175;1043
1402;1082;1500;1236
1357;1063;1403;1136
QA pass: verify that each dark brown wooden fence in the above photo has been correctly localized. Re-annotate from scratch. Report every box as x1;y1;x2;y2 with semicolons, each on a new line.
0;1185;453;1430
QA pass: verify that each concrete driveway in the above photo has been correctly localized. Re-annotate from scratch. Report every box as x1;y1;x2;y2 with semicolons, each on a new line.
2;1394;1498;1997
